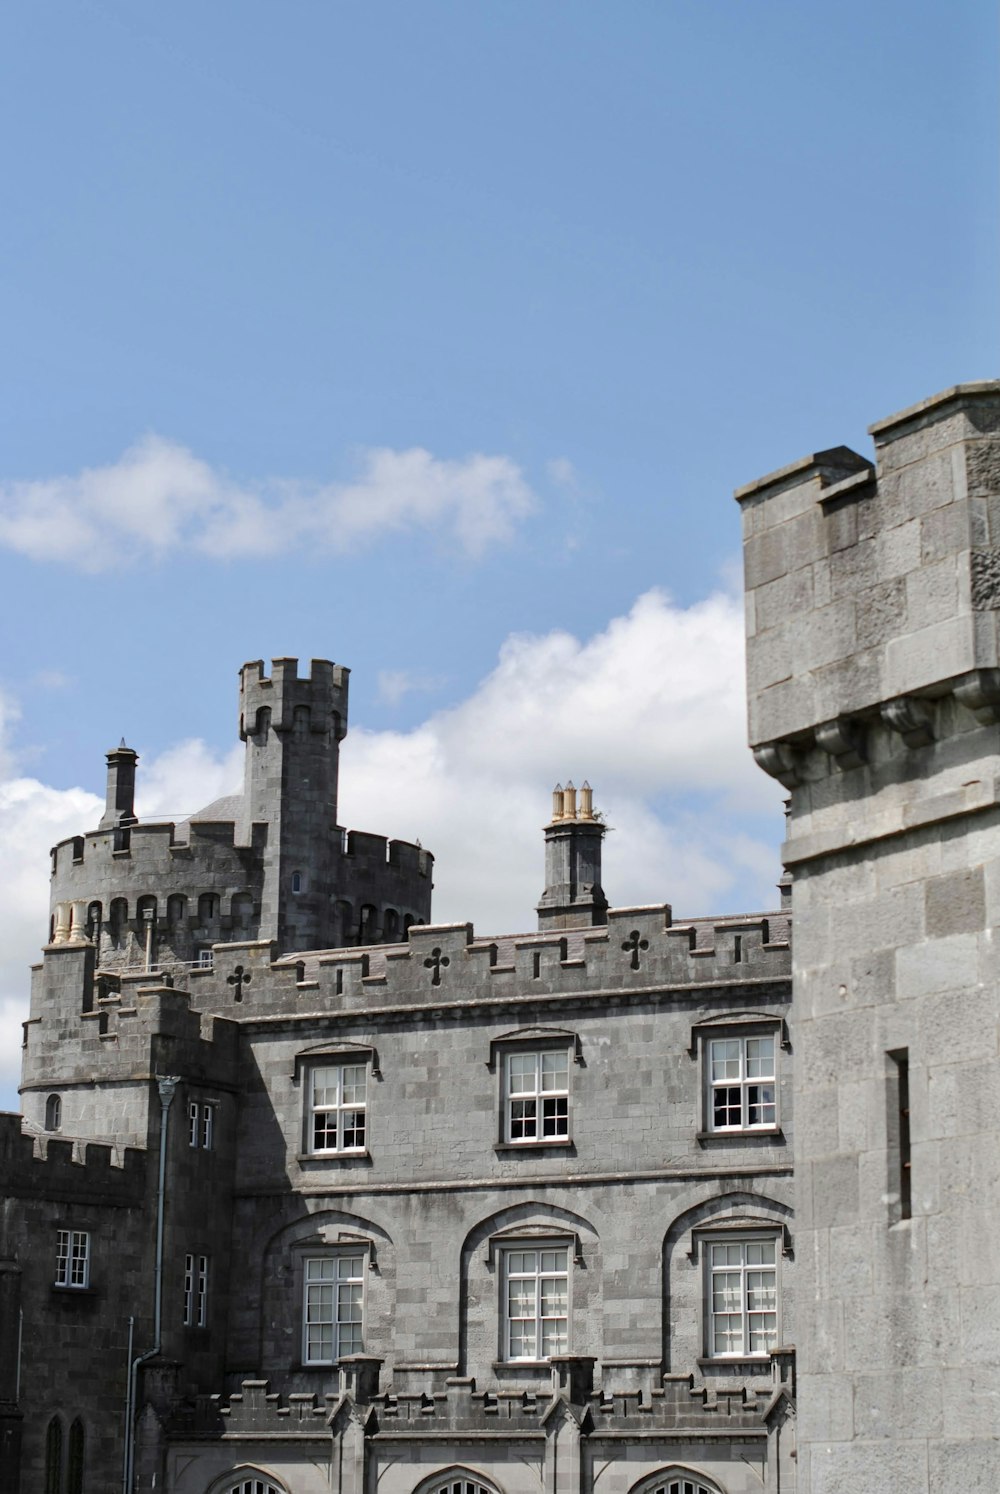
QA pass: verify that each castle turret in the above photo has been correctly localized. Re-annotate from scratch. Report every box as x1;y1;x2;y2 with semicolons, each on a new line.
537;781;607;930
237;657;350;951
98;741;138;830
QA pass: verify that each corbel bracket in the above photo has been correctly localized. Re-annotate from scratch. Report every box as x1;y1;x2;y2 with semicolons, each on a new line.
815;715;866;771
752;742;803;790
954;669;1000;725
882;696;934;748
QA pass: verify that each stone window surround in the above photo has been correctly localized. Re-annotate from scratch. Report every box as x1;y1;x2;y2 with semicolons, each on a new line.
292;1041;380;1163
688;1013;788;1141
183;1251;209;1329
293;1237;373;1368
498;1238;571;1366
486;1027;582;1151
55;1228;90;1290
187;1096;217;1150
690;1220;787;1367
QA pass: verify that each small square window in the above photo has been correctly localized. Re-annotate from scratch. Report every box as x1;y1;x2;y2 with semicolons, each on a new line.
706;1032;776;1131
55;1230;90;1289
303;1253;365;1363
502;1246;569;1360
504;1050;569;1143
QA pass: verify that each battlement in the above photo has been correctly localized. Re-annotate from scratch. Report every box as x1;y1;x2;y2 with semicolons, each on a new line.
737;380;1000;762
0;1112;146;1200
169;1358;784;1438
239;655;349;739
180;903;790;1022
343;831;433;878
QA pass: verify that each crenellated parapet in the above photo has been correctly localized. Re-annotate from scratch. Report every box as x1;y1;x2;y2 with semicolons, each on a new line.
737;381;1000;867
238;656;349;742
0;1111;146;1202
166;1355;790;1439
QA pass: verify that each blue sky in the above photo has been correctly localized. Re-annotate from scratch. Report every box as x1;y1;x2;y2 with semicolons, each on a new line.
0;0;996;1105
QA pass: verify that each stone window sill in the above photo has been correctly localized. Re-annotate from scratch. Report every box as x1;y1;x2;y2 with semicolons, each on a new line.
696;1127;783;1144
297;1150;372;1166
495;1139;574;1154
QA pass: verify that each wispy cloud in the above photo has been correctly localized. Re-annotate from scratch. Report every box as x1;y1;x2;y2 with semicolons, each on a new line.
0;436;538;572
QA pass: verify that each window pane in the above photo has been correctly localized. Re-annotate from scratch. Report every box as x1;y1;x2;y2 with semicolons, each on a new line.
710;1039;740;1079
540;1052;567;1090
746;1036;775;1076
341;1066;367;1103
510;1098;537;1139
508;1054;537;1091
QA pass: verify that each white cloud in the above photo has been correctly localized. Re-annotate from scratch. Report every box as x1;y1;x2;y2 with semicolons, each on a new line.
0;436;537;572
337;586;785;931
0;588;784;1111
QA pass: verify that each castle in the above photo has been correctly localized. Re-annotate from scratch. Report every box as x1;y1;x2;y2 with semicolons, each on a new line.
2;380;995;1494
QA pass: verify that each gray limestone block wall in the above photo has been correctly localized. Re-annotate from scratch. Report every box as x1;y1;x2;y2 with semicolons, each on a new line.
737;381;1000;754
738;382;1000;1494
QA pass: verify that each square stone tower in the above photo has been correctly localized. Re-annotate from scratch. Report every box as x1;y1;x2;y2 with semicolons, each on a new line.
737;382;1000;1492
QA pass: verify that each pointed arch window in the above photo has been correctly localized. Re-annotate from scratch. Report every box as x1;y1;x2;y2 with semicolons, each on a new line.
67;1418;85;1494
418;1472;503;1494
632;1473;724;1494
44;1417;62;1494
225;1479;285;1494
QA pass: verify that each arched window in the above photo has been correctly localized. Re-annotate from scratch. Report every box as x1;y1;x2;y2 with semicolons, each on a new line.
109;898;128;938
225;1478;284;1494
167;894;187;925
383;908;400;942
198;893;218;925
293;704;311;734
45;1094;62;1132
632;1472;723;1494
419;1472;502;1494
137;895;157;925
44;1417;62;1494
67;1418;85;1494
359;904;377;943
291;872;302;894
86;901;102;940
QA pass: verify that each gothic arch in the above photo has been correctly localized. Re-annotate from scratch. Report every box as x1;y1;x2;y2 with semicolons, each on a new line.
628;1469;726;1494
460;1199;600;1374
413;1465;505;1494
205;1466;288;1494
662;1189;792;1372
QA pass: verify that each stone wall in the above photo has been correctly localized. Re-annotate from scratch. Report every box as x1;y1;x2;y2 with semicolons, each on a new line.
738;381;1000;1492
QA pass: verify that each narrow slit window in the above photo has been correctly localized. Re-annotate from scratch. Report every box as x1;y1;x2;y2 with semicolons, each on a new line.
888;1048;911;1223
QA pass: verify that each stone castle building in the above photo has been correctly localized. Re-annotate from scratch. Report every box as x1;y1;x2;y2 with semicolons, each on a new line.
4;379;995;1494
0;659;795;1493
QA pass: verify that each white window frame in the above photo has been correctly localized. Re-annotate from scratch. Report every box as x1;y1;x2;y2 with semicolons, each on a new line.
503;1049;569;1144
55;1229;90;1289
703;1233;778;1359
501;1244;570;1361
302;1253;365;1365
184;1252;209;1327
307;1061;368;1154
705;1031;777;1132
188;1100;215;1150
